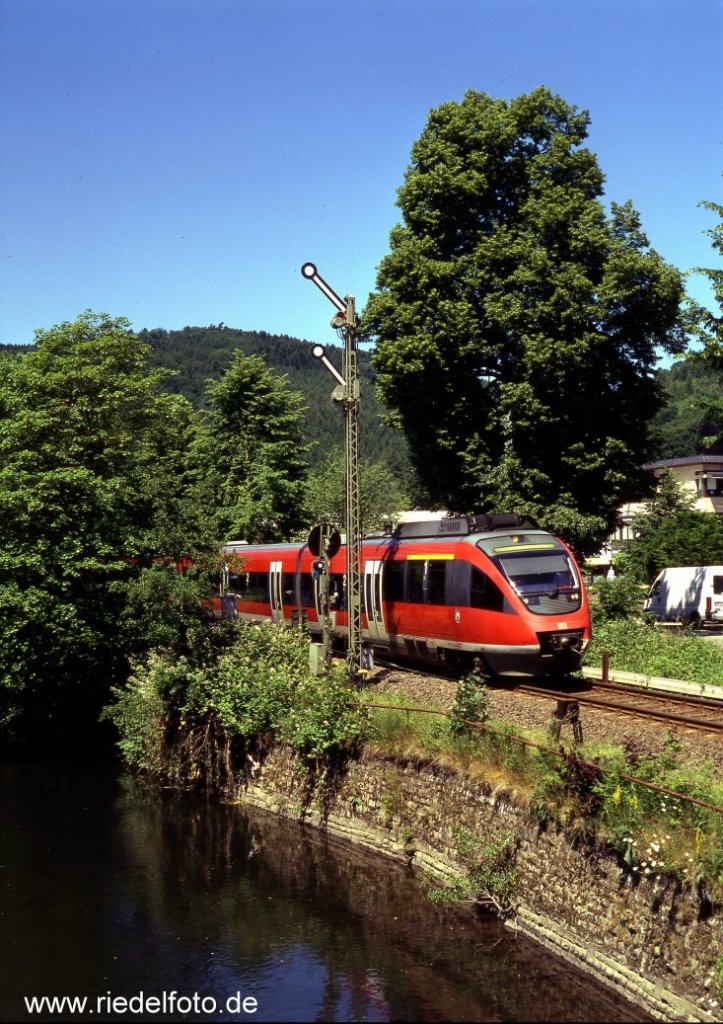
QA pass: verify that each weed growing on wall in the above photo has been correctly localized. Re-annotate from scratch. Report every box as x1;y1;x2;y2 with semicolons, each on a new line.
590;739;723;897
426;828;519;917
364;694;722;894
711;958;723;1008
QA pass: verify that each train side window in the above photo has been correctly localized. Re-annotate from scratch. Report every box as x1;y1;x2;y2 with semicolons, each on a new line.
228;572;246;595
251;572;270;603
714;575;723;596
426;560;447;605
299;572;314;607
229;571;269;602
384;561;405;602
408;562;425;603
470;567;504;612
282;573;296;604
330;574;347;611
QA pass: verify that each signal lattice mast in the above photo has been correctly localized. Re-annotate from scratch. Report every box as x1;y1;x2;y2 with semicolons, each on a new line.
301;262;364;682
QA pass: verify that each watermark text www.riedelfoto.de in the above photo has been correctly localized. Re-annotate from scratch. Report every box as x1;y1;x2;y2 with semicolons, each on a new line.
24;990;258;1016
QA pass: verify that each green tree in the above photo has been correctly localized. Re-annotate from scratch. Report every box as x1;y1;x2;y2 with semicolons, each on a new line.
653;357;723;457
620;470;722;581
683;198;723;451
193;352;311;542
624;511;723;583
0;313;213;740
305;447;410;533
364;87;686;555
686;199;723;371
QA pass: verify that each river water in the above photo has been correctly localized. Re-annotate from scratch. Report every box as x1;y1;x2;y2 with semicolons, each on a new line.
1;762;649;1022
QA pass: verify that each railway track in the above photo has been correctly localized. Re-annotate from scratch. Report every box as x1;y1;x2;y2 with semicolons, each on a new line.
371;657;723;737
516;679;723;736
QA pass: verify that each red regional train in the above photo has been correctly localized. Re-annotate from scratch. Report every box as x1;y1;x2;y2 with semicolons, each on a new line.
214;514;591;678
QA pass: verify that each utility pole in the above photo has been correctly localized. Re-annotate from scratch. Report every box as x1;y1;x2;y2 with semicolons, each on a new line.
301;262;364;682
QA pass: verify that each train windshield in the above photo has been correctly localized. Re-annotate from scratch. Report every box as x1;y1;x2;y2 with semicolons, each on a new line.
491;550;581;611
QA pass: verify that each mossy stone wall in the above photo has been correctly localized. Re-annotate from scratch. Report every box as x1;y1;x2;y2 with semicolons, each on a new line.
236;746;721;1023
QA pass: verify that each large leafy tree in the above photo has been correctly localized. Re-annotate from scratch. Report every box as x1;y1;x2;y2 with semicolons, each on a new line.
0;313;212;739
193;352;311;542
364;88;686;554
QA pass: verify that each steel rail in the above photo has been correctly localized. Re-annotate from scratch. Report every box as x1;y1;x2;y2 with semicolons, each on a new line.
371;656;723;734
517;684;723;735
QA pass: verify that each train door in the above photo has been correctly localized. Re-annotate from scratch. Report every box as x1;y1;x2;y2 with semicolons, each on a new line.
363;560;388;642
270;561;283;622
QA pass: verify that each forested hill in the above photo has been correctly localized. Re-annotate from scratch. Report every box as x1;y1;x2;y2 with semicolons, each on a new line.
145;328;720;463
651;357;723;457
139;325;412;479
3;327;719;464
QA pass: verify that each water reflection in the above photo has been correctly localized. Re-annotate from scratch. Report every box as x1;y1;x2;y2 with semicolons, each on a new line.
1;764;649;1021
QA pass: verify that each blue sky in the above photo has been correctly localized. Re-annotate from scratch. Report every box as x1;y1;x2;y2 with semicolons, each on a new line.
1;0;721;352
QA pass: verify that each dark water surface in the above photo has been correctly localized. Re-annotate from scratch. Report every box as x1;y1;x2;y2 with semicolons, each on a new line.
1;763;649;1022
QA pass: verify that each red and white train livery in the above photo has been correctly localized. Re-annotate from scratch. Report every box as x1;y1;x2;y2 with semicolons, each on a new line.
217;514;591;678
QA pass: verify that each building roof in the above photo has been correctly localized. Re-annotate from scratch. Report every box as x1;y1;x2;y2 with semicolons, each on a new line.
643;455;723;470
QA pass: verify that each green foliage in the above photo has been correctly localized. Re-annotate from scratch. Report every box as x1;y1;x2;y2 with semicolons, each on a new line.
137;325;417;492
104;621;370;785
589;576;647;623
586;618;723;686
192;352;311;542
448;668;489;739
101;651;178;774
366;693;722;891
611;471;723;582
364;87;686;556
624;510;723;584
653;357;723;457
366;693;445;752
278;669;370;763
530;747;605;825
305;447;410;533
605;470;723;584
424;828;519;914
425;828;519;916
528;736;723;894
589;740;723;894
0;312;216;739
712;957;723;1005
685;199;723;377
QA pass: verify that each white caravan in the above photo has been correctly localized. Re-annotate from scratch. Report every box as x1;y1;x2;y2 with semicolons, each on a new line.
644;566;723;627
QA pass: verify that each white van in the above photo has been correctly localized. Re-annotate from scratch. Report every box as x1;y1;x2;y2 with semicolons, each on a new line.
644;566;723;628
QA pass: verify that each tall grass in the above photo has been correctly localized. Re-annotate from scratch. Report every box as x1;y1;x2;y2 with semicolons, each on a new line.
363;688;723;896
586;618;723;686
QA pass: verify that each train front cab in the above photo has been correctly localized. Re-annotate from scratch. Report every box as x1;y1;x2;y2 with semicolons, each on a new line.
465;529;590;676
370;517;590;678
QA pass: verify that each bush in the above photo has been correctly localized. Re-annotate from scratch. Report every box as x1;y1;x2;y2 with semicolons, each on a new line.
588;575;647;623
448;668;489;740
586;618;723;686
590;739;723;895
104;621;370;787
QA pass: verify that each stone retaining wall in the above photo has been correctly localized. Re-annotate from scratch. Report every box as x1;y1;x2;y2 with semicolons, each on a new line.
236;745;721;1023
